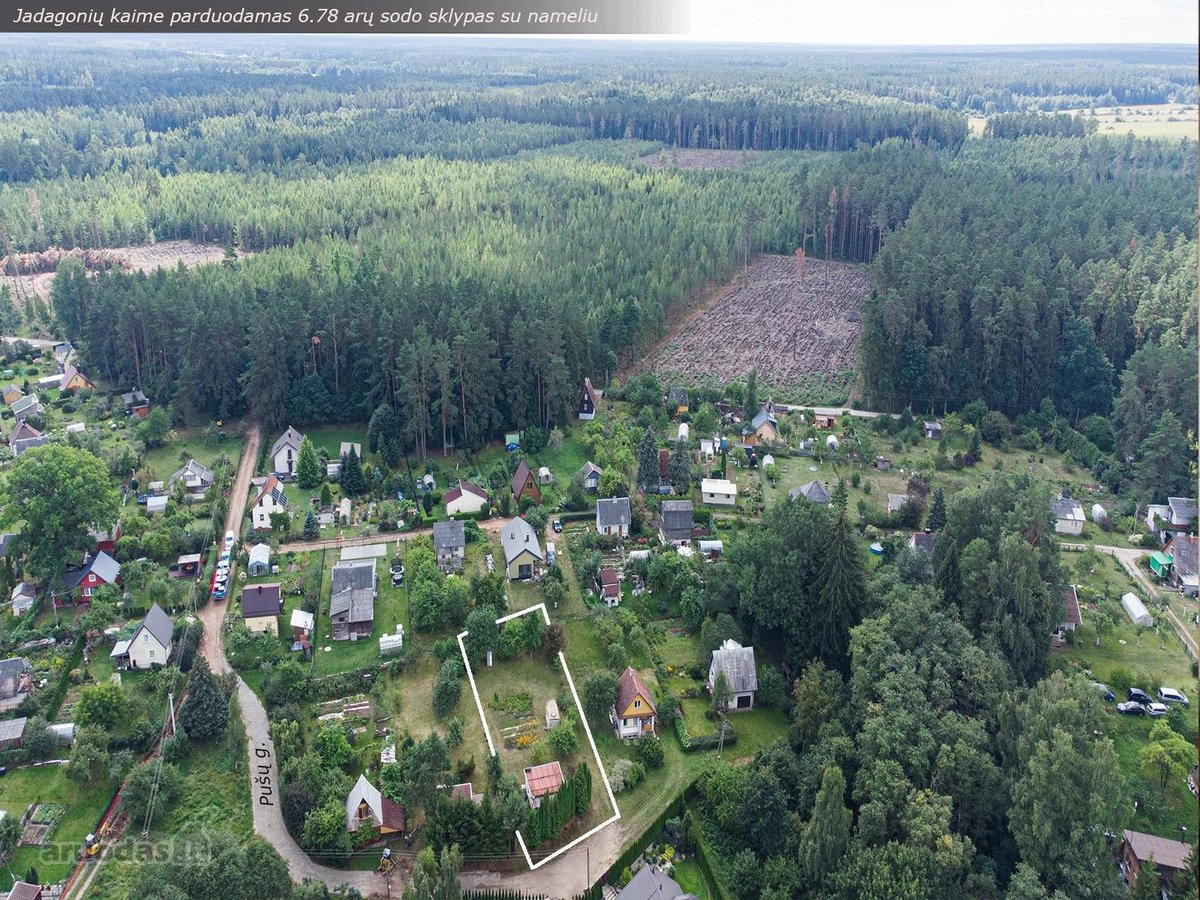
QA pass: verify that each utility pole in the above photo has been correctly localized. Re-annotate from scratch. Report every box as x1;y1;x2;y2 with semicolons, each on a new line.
168;693;175;733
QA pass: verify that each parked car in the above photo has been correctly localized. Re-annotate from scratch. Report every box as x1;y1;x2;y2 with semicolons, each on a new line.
224;530;236;550
1090;682;1115;702
552;519;563;533
1128;688;1153;704
1117;701;1145;715
1157;687;1189;707
1146;702;1170;717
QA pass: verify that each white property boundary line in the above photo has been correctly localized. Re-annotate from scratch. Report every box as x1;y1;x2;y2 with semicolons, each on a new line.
457;602;621;871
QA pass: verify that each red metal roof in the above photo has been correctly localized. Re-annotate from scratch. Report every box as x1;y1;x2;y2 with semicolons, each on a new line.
523;761;564;798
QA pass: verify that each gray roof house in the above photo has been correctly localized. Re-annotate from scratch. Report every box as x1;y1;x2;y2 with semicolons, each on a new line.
169;459;215;494
595;497;632;536
887;493;909;515
579;461;603;491
1167;496;1197;526
790;480;831;505
708;638;758;711
433;520;466;573
270;426;305;478
8;421;47;456
0;657;30;700
659;500;694;545
614;863;696;900
330;560;376;640
10;393;42;422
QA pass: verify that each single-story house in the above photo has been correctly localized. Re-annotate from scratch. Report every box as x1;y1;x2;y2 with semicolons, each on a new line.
743;404;778;445
511;459;541;506
10;393;42;422
813;413;838;429
330;560;376;641
121;388;150;418
270;426;305;478
1167;496;1197;527
0;658;30;700
0;717;27;751
613;864;691;900
923;421;942;440
708;639;758;711
1120;829;1193;893
8;421;46;456
146;495;168;515
700;478;737;506
1120;592;1153;628
53;341;74;368
250;474;289;530
1145;503;1172;534
1;384;23;406
579;461;603;493
169;459;215;495
63;551;121;606
1164;534;1197;596
247;543;271;577
242;583;283;634
597;567;621;607
611;666;657;739
1051;494;1085;536
445;480;489;516
909;531;935;555
433;520;466;573
596;497;632;538
500;517;543;581
545;699;560;730
59;364;92;393
886;493;909;515
346;774;405;834
791;480;831;505
576;377;598;420
658;500;694;546
11;583;35;617
1057;585;1082;633
111;602;173;670
523;761;565;809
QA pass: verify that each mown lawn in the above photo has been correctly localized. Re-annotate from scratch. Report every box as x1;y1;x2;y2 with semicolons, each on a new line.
141;425;245;483
673;857;712;899
312;555;408;676
0;764;115;885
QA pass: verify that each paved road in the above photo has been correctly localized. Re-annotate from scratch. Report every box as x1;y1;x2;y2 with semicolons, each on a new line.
0;335;62;348
1063;542;1198;658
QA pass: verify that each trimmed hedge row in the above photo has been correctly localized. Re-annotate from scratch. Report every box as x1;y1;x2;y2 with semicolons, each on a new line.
41;634;84;721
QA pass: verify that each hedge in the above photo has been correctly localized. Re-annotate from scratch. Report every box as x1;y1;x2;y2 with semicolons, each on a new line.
41;634;85;721
674;715;736;753
605;790;687;882
691;809;732;900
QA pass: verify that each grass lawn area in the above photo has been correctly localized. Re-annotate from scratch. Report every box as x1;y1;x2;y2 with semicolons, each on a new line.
141;424;246;484
303;425;368;460
0;764;115;884
312;554;408;676
673;857;712;899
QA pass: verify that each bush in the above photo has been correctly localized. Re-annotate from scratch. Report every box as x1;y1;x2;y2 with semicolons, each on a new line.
756;667;787;709
609;758;646;793
979;410;1011;445
634;735;664;769
432;657;464;718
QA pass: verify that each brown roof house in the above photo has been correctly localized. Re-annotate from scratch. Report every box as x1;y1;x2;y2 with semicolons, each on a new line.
329;560;376;641
8;421;47;457
522;761;564;809
1120;829;1193;893
611;666;657;740
597;567;621;607
242;583;283;635
511;459;541;506
346;774;405;835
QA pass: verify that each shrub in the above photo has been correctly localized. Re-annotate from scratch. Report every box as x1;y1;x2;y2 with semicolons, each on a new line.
635;735;664;769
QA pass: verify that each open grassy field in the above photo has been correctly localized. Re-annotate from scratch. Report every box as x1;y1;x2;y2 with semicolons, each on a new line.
1066;103;1198;138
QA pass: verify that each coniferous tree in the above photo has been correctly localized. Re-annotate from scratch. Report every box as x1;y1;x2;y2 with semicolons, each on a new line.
799;766;852;884
636;427;659;493
1134;410;1190;499
296;437;322;489
302;509;319;540
745;367;758;414
814;510;866;670
341;446;367;496
831;479;848;511
668;441;691;493
179;658;229;741
926;487;947;532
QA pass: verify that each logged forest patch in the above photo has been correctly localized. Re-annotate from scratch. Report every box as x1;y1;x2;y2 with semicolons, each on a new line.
638;147;762;169
1;240;243;304
634;255;868;400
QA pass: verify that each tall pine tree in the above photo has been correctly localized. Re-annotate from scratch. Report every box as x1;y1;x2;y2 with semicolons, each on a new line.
341;446;367;496
926;487;946;531
636;427;659;493
179;658;228;741
814;510;866;670
799;765;852;885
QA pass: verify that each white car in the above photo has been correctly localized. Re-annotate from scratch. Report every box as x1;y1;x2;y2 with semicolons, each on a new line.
1146;702;1170;717
1158;687;1189;707
224;530;236;550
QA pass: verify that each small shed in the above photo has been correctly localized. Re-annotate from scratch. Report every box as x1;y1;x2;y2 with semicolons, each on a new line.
677;422;690;443
422;473;436;491
146;495;168;515
248;543;271;577
537;466;553;485
338;497;352;525
1091;503;1108;522
761;454;775;468
825;434;840;450
1120;592;1154;627
1149;552;1173;579
545;699;561;730
173;553;202;577
698;539;724;560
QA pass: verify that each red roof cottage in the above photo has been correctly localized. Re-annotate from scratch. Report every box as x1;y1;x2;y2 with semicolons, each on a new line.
61;552;121;607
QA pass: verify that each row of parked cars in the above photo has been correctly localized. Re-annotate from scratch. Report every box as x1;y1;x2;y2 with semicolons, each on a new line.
1093;682;1190;716
210;529;236;600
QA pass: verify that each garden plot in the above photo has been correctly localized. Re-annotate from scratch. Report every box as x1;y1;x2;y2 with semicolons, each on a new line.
635;255;868;394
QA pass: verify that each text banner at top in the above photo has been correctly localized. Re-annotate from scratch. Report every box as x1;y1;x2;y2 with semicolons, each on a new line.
7;0;690;33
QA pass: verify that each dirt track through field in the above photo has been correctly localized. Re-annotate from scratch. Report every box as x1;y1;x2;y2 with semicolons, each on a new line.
634;255;869;391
